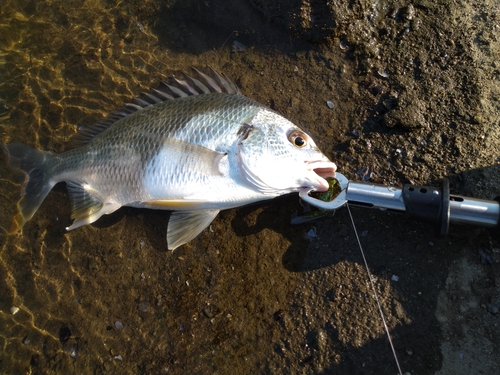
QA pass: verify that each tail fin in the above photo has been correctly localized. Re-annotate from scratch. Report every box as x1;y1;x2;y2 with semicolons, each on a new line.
2;143;57;232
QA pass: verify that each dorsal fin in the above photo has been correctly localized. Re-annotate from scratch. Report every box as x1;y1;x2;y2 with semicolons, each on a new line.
70;67;241;148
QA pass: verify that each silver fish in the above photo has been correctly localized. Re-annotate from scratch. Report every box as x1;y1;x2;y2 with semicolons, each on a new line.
2;68;336;249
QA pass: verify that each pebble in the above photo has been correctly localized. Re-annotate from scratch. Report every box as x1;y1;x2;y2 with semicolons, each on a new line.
115;321;124;330
10;306;19;315
68;344;78;359
137;22;145;34
370;85;383;96
404;4;415;20
383;98;396;109
203;308;215;319
232;41;246;52
326;100;334;109
114;355;123;361
479;248;495;265
377;70;389;78
488;303;500;315
350;129;360;138
391;275;399;282
307;227;317;240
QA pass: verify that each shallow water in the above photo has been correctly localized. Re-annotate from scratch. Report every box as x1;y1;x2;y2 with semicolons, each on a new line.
1;1;500;374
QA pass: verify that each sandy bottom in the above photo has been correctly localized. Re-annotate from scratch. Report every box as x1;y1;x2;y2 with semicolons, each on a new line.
0;0;499;374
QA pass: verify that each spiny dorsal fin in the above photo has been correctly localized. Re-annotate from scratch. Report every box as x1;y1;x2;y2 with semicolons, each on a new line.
70;67;241;148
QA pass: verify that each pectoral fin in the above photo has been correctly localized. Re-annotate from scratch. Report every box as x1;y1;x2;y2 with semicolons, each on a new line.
167;209;220;250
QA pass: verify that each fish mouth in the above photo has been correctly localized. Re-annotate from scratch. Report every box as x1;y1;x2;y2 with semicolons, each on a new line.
307;161;337;192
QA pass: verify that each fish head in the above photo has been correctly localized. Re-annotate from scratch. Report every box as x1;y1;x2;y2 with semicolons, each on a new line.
238;110;337;195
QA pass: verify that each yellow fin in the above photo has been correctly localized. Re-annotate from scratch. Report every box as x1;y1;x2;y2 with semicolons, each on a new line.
143;200;208;208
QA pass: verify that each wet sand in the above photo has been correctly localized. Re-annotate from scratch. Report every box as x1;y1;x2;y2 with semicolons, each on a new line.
0;0;499;374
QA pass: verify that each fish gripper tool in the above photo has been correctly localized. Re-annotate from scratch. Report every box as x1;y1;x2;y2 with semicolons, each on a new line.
300;173;500;235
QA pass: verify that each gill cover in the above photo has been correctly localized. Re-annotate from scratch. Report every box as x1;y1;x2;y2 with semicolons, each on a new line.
239;123;303;194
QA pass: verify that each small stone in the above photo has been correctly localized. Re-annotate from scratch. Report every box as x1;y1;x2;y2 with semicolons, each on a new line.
307;227;317;240
326;100;334;109
350;129;360;138
10;306;19;315
479;248;495;265
138;302;149;313
68;344;78;359
488;303;500;315
115;321;124;329
391;275;399;282
114;355;123;361
203;308;214;319
232;40;246;52
377;70;389;78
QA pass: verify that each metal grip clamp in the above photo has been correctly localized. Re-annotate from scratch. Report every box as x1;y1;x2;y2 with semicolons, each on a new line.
299;173;500;233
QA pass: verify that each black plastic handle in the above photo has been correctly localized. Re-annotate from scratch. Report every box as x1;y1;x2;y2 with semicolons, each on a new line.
402;178;450;236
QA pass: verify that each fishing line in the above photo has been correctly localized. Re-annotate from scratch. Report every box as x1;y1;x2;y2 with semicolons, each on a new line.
346;203;403;375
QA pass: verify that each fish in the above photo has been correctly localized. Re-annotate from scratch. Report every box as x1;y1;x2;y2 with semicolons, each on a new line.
2;68;336;249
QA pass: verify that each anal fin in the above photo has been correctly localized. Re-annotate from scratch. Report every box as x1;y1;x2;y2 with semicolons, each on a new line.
65;181;121;230
167;209;220;250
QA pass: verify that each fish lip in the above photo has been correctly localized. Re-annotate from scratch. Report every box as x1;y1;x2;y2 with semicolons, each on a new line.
306;161;337;192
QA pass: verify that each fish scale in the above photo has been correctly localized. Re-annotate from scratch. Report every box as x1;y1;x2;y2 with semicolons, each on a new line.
2;68;336;249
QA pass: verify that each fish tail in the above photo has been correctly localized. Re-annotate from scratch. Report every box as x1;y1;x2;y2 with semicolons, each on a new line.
2;143;57;232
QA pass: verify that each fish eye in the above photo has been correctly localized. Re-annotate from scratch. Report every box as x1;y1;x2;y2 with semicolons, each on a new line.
288;131;307;148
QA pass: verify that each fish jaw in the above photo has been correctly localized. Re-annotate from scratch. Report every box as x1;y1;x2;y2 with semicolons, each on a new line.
305;160;337;192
